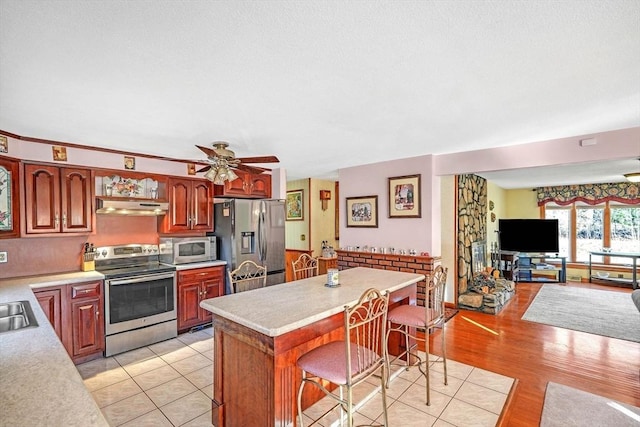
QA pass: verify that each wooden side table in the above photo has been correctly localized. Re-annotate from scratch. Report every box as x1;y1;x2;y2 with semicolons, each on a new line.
318;257;338;275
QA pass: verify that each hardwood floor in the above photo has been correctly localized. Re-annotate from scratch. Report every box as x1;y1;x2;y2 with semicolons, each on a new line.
424;281;640;426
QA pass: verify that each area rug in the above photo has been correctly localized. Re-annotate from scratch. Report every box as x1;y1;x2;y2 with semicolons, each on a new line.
522;285;640;343
541;382;640;426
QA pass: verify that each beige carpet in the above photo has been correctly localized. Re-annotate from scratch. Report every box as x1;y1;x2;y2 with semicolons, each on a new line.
541;382;640;426
522;285;640;343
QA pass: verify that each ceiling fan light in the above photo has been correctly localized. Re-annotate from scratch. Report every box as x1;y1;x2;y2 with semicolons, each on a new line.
227;168;239;181
204;168;217;181
213;167;228;185
624;172;640;183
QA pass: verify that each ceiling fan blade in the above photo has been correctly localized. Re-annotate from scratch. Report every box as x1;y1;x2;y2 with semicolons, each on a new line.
235;163;270;174
236;155;279;163
196;165;212;173
196;145;217;157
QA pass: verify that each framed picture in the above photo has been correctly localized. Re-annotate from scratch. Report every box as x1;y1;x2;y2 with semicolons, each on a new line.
346;195;378;228
52;146;67;161
0;135;8;153
286;189;304;221
388;174;421;218
124;156;135;170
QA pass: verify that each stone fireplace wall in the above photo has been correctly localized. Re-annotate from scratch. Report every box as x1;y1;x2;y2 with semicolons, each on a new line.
457;174;487;294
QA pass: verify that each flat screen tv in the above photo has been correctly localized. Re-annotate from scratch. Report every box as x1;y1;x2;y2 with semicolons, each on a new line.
498;219;559;254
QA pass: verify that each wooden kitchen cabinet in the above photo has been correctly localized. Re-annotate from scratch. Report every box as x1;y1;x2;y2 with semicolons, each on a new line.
69;281;104;363
32;280;104;364
34;286;65;341
0;157;20;238
318;257;338;275
160;177;213;233
24;164;92;235
177;266;224;332
214;170;271;198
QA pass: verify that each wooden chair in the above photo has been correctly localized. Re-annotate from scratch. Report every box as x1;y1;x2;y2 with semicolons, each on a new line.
292;253;319;280
228;260;267;293
385;265;448;405
296;288;389;427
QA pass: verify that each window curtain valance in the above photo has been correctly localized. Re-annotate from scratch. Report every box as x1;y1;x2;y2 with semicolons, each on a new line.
537;182;639;206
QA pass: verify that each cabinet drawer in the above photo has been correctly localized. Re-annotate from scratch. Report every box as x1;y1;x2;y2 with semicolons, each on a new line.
71;281;102;299
178;267;223;282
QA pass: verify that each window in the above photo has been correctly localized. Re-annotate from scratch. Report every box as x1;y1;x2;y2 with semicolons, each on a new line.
610;204;640;264
545;207;570;258
576;206;603;263
543;202;640;265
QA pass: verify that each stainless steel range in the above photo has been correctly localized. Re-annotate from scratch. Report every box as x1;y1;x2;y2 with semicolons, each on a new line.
95;244;177;357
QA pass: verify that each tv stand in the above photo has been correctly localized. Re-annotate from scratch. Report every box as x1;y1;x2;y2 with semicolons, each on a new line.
518;254;566;283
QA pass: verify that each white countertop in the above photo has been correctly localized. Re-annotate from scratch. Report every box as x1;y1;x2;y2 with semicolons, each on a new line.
200;267;424;337
166;260;227;271
0;272;109;426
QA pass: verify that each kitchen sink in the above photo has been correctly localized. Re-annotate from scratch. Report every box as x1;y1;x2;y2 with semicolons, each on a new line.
0;301;38;333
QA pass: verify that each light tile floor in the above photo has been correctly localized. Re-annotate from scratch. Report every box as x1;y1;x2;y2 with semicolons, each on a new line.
77;328;514;427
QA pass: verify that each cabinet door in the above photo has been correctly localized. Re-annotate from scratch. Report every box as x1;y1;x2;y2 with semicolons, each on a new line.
191;180;212;231
216;170;272;198
178;280;203;331
165;178;192;233
200;269;224;322
221;170;250;196
0;157;20;238
34;287;64;341
60;168;92;233
70;297;103;358
25;164;61;234
248;174;271;198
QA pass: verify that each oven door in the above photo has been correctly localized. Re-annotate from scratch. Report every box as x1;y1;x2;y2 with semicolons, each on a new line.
105;272;177;336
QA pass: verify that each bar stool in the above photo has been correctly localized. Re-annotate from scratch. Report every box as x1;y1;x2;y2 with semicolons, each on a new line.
292;253;319;280
228;260;267;293
296;288;390;427
385;265;448;405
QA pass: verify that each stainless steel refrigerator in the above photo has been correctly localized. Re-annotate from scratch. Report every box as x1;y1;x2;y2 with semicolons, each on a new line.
210;199;286;293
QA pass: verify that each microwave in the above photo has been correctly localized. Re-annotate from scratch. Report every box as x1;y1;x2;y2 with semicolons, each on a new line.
159;236;217;265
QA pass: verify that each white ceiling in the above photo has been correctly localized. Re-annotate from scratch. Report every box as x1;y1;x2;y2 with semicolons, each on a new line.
1;1;639;186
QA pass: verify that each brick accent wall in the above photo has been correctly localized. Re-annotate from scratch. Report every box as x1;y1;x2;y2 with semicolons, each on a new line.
336;250;440;307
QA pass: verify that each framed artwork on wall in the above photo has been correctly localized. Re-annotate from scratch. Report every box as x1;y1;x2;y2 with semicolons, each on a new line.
286;189;304;221
388;174;421;218
346;195;378;228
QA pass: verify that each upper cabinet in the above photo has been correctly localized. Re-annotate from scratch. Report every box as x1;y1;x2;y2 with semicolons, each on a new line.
24;164;92;235
0;157;20;238
160;177;212;233
214;170;271;199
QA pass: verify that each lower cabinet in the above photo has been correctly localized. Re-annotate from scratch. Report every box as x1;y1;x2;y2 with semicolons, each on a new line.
34;280;104;364
318;257;338;275
177;266;224;333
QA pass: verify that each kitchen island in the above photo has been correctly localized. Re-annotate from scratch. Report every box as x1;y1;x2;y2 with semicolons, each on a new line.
200;266;424;427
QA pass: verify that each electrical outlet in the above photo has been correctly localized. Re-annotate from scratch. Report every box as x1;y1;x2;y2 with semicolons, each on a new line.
618;274;624;278
0;251;7;263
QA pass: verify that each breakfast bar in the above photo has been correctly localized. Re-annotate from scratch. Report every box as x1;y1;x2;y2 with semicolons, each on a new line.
200;266;424;427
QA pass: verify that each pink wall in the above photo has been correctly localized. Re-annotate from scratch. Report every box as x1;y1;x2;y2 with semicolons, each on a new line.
339;154;440;256
0;216;161;278
434;127;640;176
337;126;639;257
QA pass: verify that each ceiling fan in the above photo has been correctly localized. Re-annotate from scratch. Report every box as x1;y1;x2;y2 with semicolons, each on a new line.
195;142;280;176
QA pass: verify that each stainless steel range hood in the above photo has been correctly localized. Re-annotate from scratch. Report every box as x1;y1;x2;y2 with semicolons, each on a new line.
96;198;169;216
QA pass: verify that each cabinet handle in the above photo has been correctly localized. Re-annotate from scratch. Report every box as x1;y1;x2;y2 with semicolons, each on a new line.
54;213;59;228
62;212;67;227
96;311;100;317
